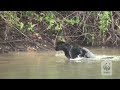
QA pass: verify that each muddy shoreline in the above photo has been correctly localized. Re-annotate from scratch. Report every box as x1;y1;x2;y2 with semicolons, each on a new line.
0;40;55;54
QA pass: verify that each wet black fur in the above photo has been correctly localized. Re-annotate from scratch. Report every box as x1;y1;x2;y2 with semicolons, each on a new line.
55;41;94;59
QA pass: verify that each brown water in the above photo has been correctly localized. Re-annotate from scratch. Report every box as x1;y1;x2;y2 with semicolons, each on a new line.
0;48;120;79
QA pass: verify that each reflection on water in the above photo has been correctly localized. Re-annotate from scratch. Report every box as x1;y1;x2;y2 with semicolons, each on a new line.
0;48;120;79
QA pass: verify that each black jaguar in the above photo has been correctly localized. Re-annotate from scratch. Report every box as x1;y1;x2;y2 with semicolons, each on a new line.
55;41;95;59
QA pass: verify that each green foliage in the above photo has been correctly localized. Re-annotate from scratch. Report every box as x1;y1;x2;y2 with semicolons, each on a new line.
98;11;111;33
18;22;24;29
0;11;37;32
27;22;36;32
0;11;120;47
0;11;80;32
36;14;43;22
63;16;80;25
1;11;20;26
44;12;80;30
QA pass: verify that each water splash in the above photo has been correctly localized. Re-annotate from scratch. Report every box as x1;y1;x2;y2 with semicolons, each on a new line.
70;55;120;62
94;55;120;61
55;51;120;62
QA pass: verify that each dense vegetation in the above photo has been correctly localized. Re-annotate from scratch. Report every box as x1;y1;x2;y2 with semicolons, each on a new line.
0;11;120;53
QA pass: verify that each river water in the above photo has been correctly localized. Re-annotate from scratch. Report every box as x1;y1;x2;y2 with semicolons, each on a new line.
0;47;120;79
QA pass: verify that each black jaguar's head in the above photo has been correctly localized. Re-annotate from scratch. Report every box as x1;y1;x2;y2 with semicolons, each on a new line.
55;41;71;59
55;41;68;51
